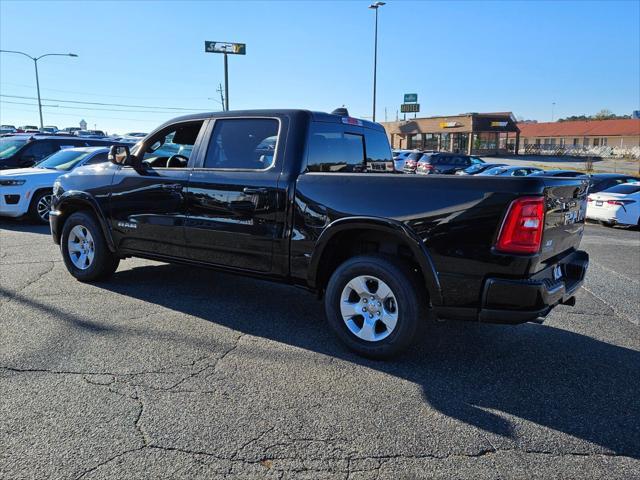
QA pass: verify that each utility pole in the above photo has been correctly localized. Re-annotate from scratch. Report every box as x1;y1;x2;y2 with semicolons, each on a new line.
384;107;387;122
216;83;225;110
552;102;556;122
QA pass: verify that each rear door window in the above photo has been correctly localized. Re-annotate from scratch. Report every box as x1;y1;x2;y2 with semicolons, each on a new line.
203;118;279;170
306;123;365;173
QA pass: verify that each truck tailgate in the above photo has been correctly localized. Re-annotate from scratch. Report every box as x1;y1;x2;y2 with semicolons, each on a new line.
540;179;589;262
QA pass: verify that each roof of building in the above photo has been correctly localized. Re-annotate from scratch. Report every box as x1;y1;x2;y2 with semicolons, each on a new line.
517;119;640;137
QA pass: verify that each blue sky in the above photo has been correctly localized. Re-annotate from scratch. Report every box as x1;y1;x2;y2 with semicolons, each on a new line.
1;0;639;134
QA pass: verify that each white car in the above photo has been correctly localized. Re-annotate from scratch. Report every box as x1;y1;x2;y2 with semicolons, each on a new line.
0;147;109;224
587;182;640;227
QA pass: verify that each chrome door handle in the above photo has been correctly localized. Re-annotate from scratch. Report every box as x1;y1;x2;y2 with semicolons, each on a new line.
242;187;268;195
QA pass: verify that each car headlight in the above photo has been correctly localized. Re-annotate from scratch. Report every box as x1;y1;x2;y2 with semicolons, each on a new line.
0;179;26;186
52;180;62;196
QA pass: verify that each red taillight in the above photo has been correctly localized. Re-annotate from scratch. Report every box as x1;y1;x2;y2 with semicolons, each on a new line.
495;196;545;254
606;200;624;206
587;197;593;202
423;164;434;170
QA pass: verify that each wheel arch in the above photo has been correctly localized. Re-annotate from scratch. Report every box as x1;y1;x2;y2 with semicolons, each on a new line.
308;217;442;305
54;192;115;252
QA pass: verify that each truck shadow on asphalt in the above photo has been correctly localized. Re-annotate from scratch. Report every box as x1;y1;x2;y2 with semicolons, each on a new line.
9;260;636;458
0;219;50;234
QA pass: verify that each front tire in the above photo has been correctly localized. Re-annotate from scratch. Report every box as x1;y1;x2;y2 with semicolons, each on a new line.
324;255;424;359
60;211;119;282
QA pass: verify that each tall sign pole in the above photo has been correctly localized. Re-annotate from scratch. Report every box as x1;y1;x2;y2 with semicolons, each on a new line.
224;53;229;111
205;41;246;111
368;2;385;122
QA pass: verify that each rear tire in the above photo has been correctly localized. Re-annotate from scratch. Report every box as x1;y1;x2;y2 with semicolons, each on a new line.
28;190;53;224
324;255;424;359
60;211;119;282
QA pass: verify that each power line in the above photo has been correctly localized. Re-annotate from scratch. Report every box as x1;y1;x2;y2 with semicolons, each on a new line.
0;103;161;123
0;94;211;112
0;81;214;101
0;99;205;115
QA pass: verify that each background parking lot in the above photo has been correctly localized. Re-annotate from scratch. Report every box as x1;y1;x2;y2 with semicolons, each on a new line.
1;220;639;479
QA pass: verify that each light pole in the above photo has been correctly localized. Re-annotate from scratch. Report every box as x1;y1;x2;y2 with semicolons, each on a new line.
0;50;78;128
551;102;556;122
369;2;385;123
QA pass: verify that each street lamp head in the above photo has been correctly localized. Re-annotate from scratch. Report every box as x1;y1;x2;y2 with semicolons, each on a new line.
369;1;385;8
68;53;78;57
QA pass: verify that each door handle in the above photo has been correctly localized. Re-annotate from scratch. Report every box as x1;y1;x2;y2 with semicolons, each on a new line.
242;187;268;195
162;183;183;192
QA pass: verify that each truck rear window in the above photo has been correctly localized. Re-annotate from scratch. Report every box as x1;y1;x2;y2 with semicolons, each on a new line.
306;123;392;173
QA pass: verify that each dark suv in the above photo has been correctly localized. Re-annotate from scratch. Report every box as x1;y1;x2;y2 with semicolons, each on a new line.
415;153;484;175
0;135;117;170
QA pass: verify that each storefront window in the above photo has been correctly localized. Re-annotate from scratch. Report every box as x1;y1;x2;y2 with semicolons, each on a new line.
424;133;438;151
408;133;423;149
440;133;451;151
452;133;468;153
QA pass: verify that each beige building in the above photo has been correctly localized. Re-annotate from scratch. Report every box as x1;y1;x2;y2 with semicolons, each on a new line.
381;112;520;156
516;119;640;157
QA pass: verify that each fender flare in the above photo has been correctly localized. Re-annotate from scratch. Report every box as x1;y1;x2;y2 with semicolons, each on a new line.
55;191;116;252
307;216;442;305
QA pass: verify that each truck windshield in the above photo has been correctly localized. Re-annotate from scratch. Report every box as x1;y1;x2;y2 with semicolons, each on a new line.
0;138;28;159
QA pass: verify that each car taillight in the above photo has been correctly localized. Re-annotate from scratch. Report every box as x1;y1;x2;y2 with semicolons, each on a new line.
587;197;593;202
495;196;545;254
606;200;633;206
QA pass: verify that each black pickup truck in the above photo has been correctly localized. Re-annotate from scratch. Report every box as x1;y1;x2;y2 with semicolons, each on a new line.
50;109;589;358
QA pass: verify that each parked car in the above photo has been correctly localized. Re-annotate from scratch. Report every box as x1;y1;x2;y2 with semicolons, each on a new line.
392;149;416;172
0;125;17;134
41;125;59;134
588;173;640;194
477;166;543;177
0;147;110;223
61;127;81;134
456;162;507;175
18;125;39;133
415;153;484;175
587;183;640;227
0;135;120;169
75;130;106;138
49;108;590;359
529;170;587;178
402;150;427;173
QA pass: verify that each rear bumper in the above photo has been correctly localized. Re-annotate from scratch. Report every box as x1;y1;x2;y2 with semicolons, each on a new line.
435;250;589;324
479;250;589;324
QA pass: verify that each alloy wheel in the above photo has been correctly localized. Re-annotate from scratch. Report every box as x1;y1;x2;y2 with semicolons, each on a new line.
340;275;399;342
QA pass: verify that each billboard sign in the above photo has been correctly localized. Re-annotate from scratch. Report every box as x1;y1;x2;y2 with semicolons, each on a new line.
404;93;418;103
205;41;246;55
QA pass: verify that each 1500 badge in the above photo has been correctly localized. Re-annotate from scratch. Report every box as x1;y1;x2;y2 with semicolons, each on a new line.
117;221;137;229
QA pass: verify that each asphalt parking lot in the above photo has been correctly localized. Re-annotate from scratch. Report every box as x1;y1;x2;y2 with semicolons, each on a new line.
1;220;639;479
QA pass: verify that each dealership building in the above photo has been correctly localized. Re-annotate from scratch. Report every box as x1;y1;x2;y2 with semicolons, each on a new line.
381;112;520;156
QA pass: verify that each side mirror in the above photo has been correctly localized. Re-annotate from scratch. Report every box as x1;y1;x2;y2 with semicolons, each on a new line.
109;145;132;165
